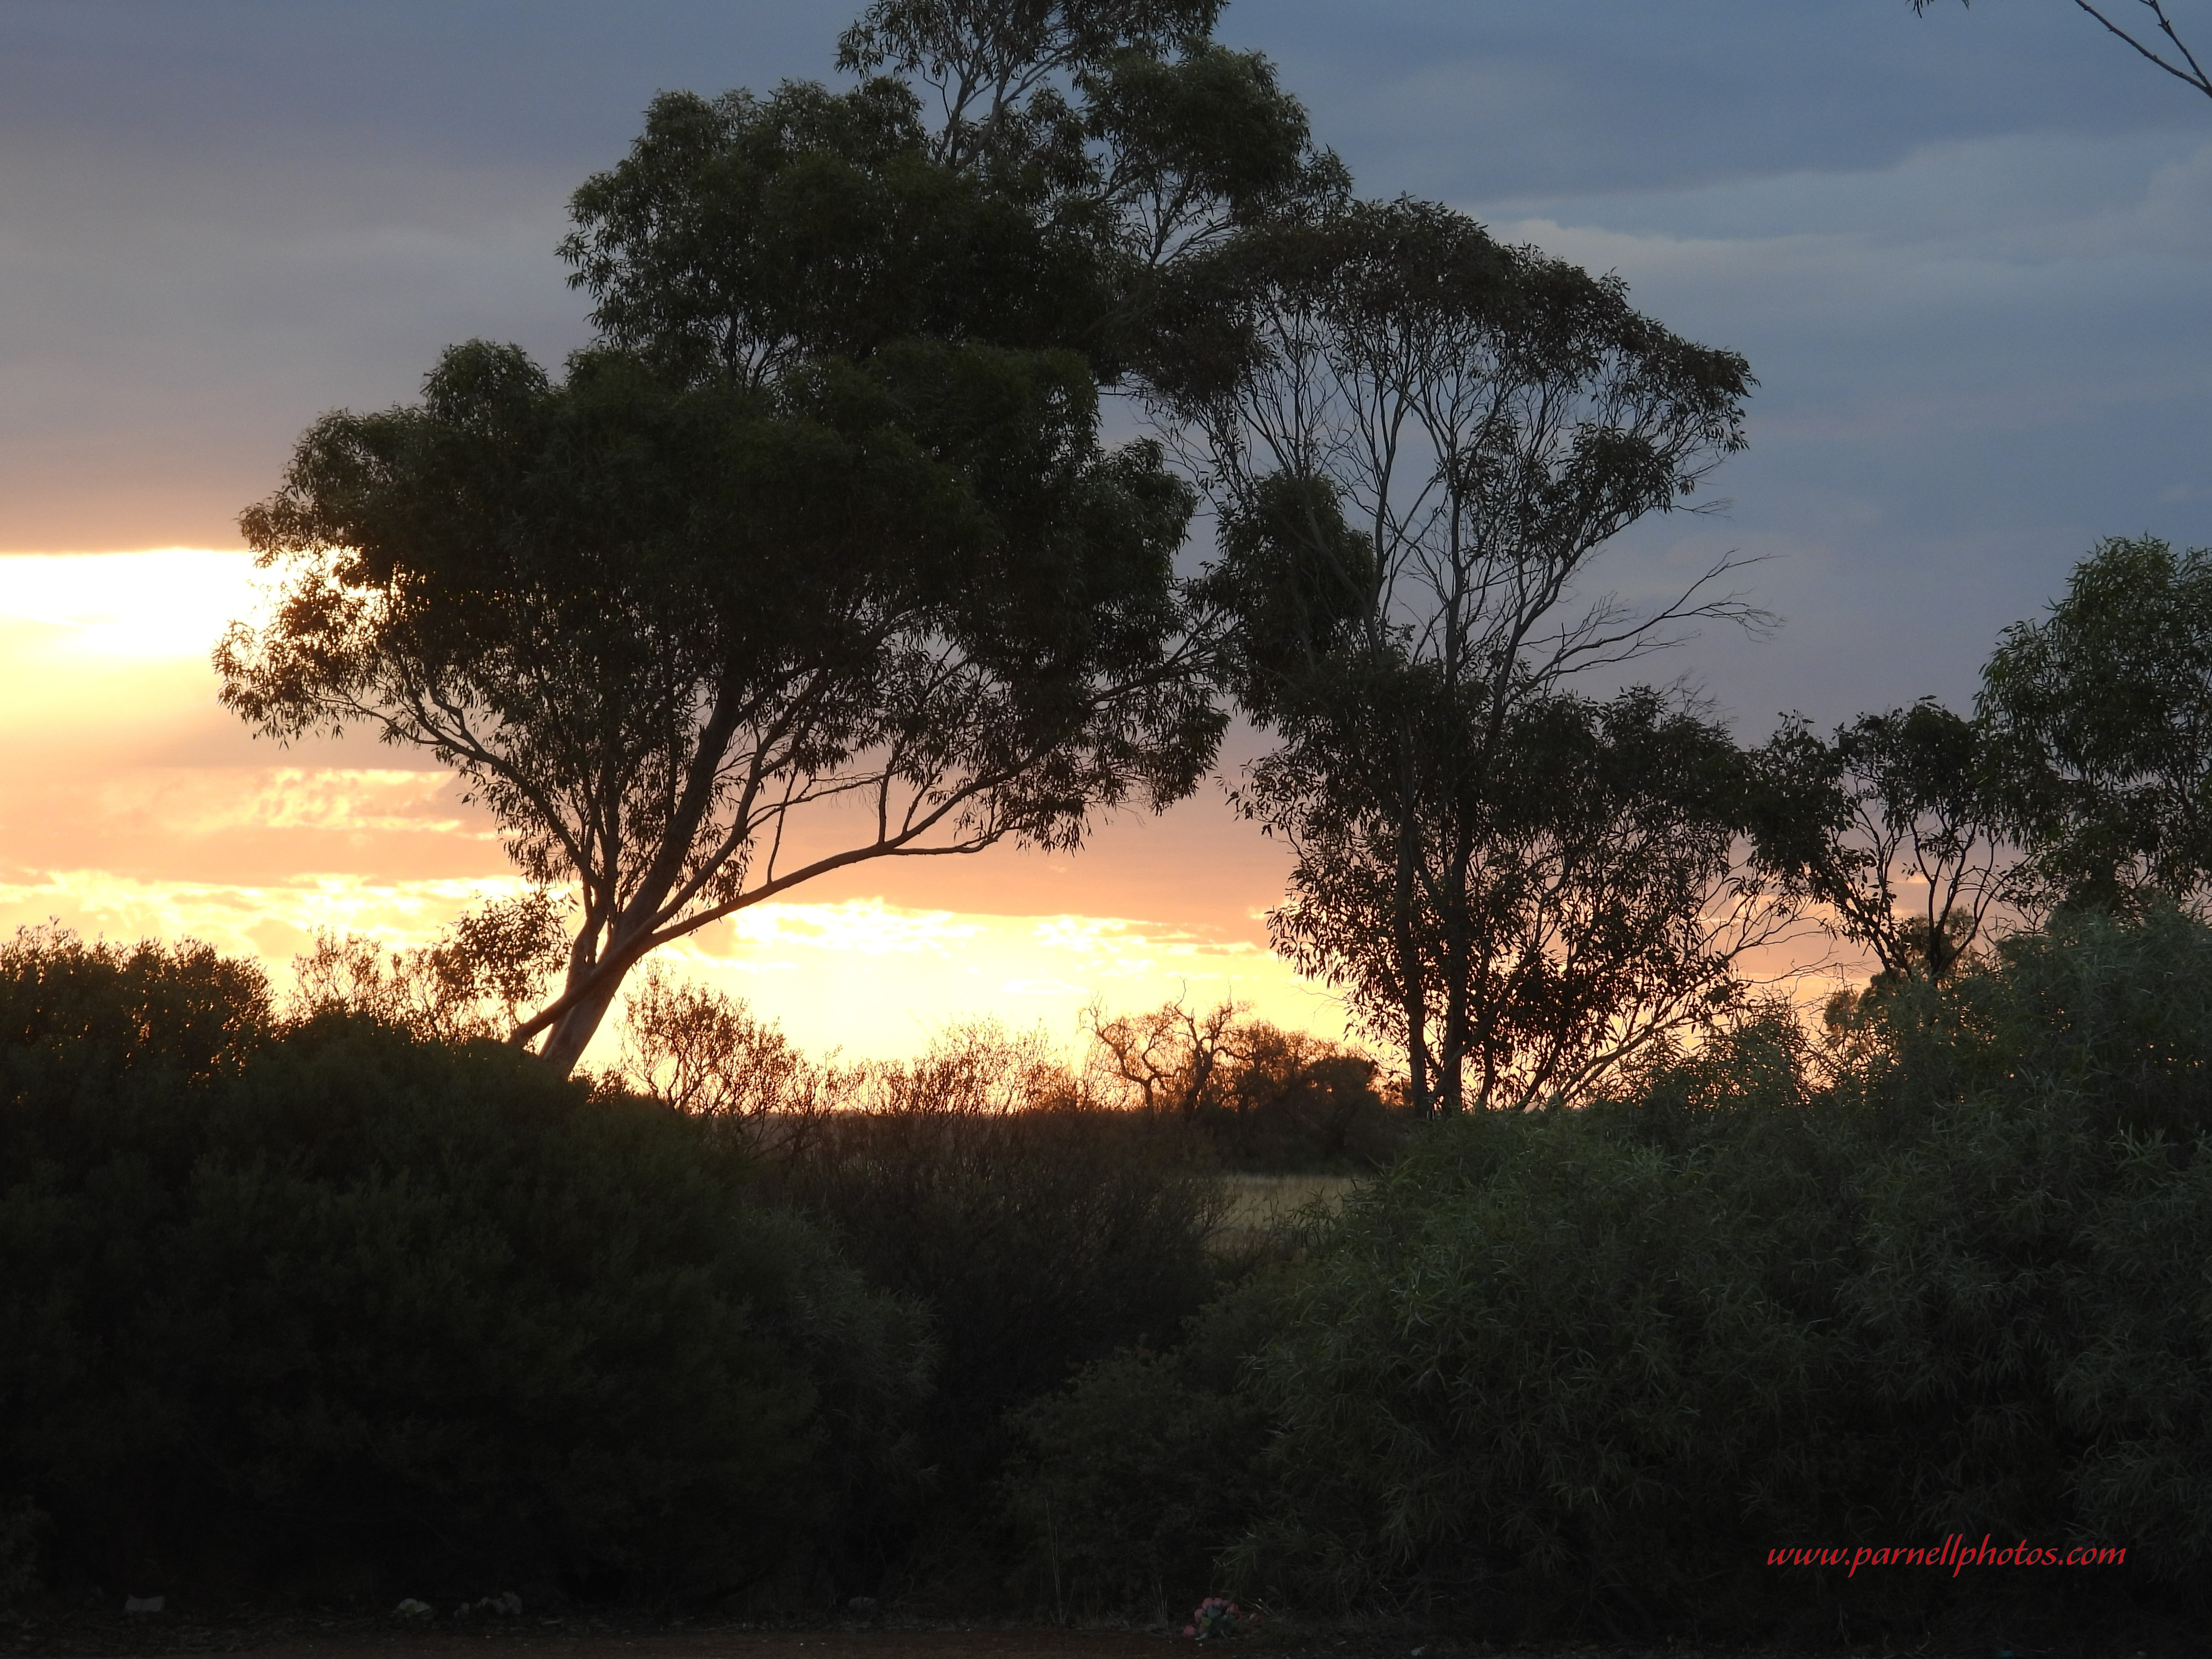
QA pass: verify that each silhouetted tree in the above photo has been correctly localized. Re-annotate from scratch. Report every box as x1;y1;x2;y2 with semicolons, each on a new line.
1153;199;1767;1112
223;336;1218;1075
1759;699;2013;985
566;6;1343;392
1260;685;1788;1111
1979;534;2212;916
1082;991;1393;1165
1082;992;1243;1118
221;3;1339;1075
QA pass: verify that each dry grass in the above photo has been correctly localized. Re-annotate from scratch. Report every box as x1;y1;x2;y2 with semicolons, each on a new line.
1215;1172;1362;1241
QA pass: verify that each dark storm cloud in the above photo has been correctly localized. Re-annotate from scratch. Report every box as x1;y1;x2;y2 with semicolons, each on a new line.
4;0;2208;734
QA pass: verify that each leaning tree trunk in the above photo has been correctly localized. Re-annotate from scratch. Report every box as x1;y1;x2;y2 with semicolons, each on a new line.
533;913;662;1076
537;971;627;1077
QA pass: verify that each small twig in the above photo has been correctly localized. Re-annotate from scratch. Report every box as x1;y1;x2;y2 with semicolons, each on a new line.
1919;0;2212;99
2076;0;2212;94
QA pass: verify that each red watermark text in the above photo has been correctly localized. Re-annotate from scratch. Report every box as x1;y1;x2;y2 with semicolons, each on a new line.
1768;1535;2126;1578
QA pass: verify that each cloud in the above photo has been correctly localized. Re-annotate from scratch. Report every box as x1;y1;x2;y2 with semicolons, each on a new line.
726;901;989;956
1028;914;1278;981
0;860;1350;1064
95;768;472;839
1238;0;2183;206
1424;121;2212;730
7;0;2211;1059
0;3;838;550
0;868;533;969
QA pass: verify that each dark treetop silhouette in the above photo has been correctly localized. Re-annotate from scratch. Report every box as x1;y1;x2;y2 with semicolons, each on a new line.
1757;699;2011;988
1152;199;1770;1112
218;0;1350;1074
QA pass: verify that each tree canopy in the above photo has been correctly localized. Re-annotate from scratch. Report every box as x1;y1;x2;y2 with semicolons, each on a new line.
1150;197;1764;1112
1758;699;2011;986
1979;534;2212;917
563;14;1341;391
1258;683;1783;1111
220;2;1358;1073
220;3;1847;1100
223;336;1219;1074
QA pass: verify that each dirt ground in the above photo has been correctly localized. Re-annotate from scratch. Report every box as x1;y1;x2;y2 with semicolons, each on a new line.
6;1622;1248;1659
0;1616;1868;1659
34;1628;1174;1659
5;1608;2188;1659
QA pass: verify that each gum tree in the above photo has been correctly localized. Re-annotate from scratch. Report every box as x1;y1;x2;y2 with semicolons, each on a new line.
222;337;1220;1076
219;0;1342;1074
1979;534;2212;916
1154;200;1769;1112
1757;700;2015;986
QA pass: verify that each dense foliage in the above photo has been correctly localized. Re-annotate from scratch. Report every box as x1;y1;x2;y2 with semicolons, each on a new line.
1156;195;1762;1117
1979;534;2212;916
222;329;1221;1077
217;0;1348;1077
0;932;1240;1613
0;929;926;1604
14;909;2212;1633
760;1036;1227;1597
1005;908;2212;1638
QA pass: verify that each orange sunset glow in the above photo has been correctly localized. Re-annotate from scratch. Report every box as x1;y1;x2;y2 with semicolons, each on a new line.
0;547;1344;1063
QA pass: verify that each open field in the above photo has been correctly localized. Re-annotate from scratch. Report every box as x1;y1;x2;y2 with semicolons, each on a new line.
1216;1174;1361;1237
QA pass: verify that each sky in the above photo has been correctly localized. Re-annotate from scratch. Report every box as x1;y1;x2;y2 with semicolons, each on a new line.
2;0;2207;1063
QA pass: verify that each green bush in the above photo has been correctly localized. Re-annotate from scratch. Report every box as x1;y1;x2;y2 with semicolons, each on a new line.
1000;914;2212;1636
1840;906;2212;1584
1228;1013;1872;1634
26;910;2209;1631
999;1290;1272;1619
0;929;926;1604
1216;917;2212;1632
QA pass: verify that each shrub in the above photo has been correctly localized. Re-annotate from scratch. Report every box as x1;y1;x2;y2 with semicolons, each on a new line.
1228;1014;1869;1634
1216;916;2212;1634
1840;905;2212;1584
0;929;926;1604
1000;1298;1271;1619
763;1022;1228;1594
286;893;569;1043
1206;1023;1404;1171
1083;996;1405;1171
